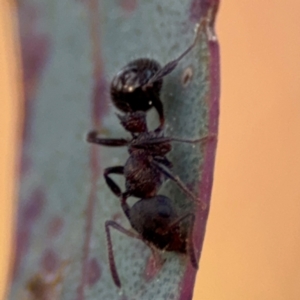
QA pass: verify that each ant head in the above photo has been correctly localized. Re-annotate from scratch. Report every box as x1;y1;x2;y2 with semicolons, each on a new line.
110;58;163;113
117;111;148;133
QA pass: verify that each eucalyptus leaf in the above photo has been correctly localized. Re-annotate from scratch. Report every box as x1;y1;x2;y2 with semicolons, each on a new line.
9;0;220;299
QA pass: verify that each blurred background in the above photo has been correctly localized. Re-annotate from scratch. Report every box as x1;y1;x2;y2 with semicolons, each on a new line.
1;0;300;299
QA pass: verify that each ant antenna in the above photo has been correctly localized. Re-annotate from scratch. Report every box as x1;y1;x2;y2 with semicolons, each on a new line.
144;22;204;87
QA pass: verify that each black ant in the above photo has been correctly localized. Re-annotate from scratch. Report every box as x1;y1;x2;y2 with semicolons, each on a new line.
86;111;211;287
110;24;202;129
87;21;211;287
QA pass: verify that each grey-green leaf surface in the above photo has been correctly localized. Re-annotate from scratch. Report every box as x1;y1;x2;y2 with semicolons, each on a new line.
9;0;220;299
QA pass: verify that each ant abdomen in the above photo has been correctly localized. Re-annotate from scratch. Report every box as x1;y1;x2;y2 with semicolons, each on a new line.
106;194;198;287
110;58;162;113
128;195;187;253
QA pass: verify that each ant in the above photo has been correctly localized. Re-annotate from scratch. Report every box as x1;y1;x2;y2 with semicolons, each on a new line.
87;20;211;287
86;111;211;287
110;24;202;129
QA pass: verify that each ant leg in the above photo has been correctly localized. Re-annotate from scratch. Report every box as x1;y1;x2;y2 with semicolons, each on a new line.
145;23;203;86
153;156;173;168
86;130;129;147
165;213;198;269
143;242;165;280
105;220;142;288
120;192;131;219
148;244;165;267
152;161;206;210
104;166;124;197
26;260;70;298
169;134;216;144
132;134;216;149
186;213;198;269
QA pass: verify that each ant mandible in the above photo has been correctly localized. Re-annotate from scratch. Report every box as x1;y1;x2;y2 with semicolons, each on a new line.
110;24;202;129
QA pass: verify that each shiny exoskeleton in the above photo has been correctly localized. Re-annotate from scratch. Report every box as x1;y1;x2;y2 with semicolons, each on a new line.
111;59;163;120
105;195;196;288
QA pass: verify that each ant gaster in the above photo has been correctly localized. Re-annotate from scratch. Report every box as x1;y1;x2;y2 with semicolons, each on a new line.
110;24;202;129
105;194;197;288
87;111;210;287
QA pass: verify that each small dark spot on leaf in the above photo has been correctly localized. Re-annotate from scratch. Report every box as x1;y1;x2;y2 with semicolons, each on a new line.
189;0;202;22
19;3;51;99
120;0;137;13
181;66;193;87
47;216;64;238
22;34;50;93
12;229;30;278
23;188;45;223
13;187;45;277
189;0;211;22
41;248;59;273
26;273;48;300
86;257;101;286
156;4;163;14
25;260;67;300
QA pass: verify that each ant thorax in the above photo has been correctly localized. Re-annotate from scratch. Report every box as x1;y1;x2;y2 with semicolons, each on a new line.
129;130;172;156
